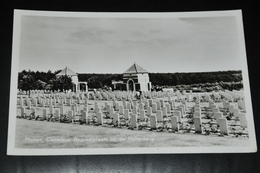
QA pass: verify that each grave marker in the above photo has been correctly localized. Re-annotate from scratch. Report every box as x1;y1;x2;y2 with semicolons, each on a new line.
21;107;25;118
115;102;120;111
172;111;182;123
238;113;247;128
95;107;101;114
53;98;56;106
212;108;219;117
160;100;164;108
49;105;54;115
211;104;217;109
169;101;175;110
179;104;186;112
214;112;223;120
82;111;88;122
20;97;23;107
130;114;138;128
152;103;157;113
68;110;73;122
132;106;138;114
165;104;171;113
156;101;161;110
148;99;153;107
147;107;152;116
193;111;201;118
31;108;36;119
28;101;31;109
162;107;169;117
55;109;60;120
96;112;103;125
176;107;184;118
113;113;120;126
83;106;88;112
123;100;127;108
42;109;47;120
194;107;201;113
233;108;240;119
194;117;202;133
144;101;149;110
127;102;131;110
124;109;130;120
228;105;234;113
119;105;124;115
109;107;114;115
150;115;157;129
106;104;111;112
139;103;144;111
60;106;65;115
171;116;179;131
139;110;145;121
217;118;229;135
156;110;163;122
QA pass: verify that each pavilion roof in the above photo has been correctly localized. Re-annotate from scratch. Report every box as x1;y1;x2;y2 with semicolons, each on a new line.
123;63;148;74
56;67;77;76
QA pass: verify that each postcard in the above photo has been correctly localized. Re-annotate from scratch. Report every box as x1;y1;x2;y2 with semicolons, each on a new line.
7;9;257;155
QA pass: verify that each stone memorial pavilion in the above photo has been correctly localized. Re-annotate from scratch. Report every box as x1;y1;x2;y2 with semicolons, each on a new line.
56;67;88;92
121;63;152;92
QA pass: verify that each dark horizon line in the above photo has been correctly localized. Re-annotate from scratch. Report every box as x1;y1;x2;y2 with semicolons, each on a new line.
19;69;242;74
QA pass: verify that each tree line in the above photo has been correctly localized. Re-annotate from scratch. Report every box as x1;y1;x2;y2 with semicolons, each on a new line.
149;71;242;86
17;69;243;92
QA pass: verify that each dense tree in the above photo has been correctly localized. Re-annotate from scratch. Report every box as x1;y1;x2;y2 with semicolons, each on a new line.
18;74;35;96
87;76;103;88
34;80;47;90
17;69;243;91
50;76;73;91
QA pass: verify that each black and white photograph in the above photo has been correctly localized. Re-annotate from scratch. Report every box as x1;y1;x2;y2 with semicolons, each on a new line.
7;9;257;155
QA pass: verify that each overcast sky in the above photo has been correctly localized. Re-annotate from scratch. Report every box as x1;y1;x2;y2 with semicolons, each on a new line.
18;15;242;73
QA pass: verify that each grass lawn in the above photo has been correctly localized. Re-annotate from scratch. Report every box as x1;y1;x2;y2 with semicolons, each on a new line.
15;118;249;148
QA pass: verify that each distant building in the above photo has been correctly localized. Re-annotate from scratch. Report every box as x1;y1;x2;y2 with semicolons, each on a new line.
121;63;151;91
56;67;87;92
111;80;124;90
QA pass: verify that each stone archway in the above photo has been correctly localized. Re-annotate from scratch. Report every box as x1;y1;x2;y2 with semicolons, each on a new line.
127;79;135;91
76;82;88;92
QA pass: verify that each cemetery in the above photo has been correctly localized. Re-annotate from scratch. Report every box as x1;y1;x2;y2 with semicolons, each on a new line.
14;64;250;148
15;87;250;148
9;11;256;155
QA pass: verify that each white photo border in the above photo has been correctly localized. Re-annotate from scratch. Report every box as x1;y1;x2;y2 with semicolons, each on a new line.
7;9;257;155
